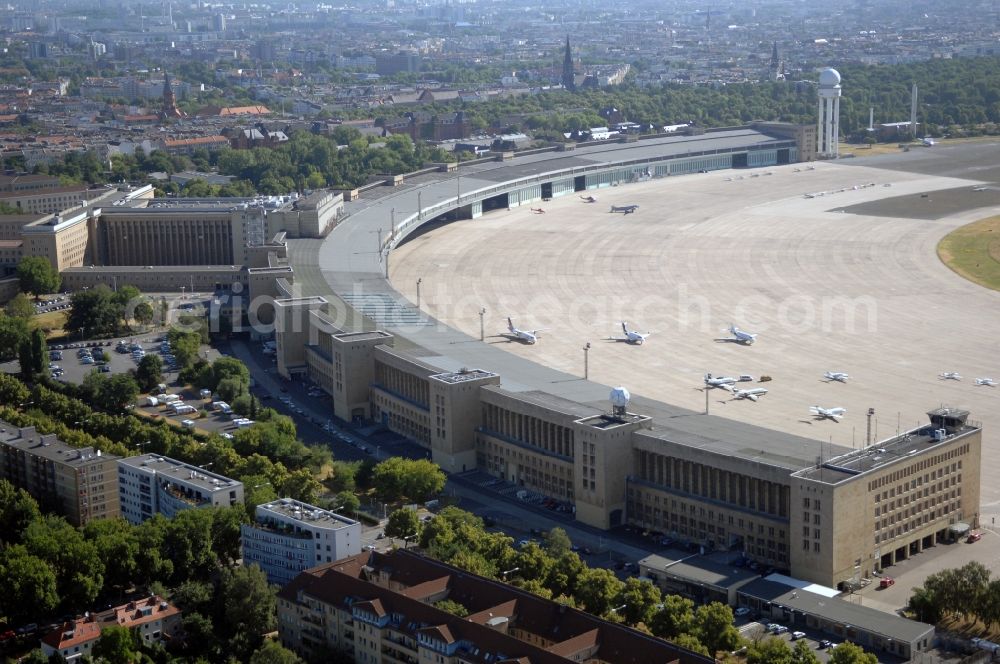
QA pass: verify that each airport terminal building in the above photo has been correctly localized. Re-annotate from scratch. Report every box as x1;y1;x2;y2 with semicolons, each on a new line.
273;308;981;589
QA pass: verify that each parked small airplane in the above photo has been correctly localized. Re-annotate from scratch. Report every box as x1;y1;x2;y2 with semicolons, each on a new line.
610;204;639;214
608;322;651;345
720;324;757;345
731;388;768;402
704;373;738;388
530;207;546;214
810;405;846;421
975;378;997;387
938;372;962;381
502;318;542;344
824;371;849;382
580;195;598;203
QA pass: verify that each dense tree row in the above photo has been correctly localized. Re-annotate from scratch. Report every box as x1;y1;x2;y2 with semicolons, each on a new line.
908;561;1000;627
0;478;302;663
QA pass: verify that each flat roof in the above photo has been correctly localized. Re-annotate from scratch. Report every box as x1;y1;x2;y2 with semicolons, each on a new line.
258;497;358;528
738;577;934;643
119;453;241;492
63;265;244;273
639;552;760;589
431;368;499;384
334;330;393;342
0;422;119;466
794;423;979;483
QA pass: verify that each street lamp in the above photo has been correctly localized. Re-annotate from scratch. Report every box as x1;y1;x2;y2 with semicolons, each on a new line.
610;604;627;614
479;307;486;341
501;567;520;580
416;278;422;308
583;342;591;379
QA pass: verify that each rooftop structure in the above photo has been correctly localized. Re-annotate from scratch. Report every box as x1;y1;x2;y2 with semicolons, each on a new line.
242;498;361;586
117;453;244;525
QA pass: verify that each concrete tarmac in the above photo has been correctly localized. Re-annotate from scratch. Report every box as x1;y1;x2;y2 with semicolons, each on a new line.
389;153;1000;523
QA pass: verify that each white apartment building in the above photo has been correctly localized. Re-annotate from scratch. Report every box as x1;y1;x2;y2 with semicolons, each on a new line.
117;454;244;524
241;498;361;586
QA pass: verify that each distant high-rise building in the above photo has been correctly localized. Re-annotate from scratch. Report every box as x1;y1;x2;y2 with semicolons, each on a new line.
28;41;48;59
213;13;226;32
562;35;575;92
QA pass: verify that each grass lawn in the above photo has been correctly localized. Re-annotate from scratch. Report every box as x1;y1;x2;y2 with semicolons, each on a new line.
937;215;1000;292
32;309;69;338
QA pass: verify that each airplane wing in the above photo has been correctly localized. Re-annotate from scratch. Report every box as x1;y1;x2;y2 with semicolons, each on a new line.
746;393;759;402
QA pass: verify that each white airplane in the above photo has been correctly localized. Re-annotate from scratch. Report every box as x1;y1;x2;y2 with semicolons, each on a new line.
938;372;962;381
608;322;651;345
503;317;542;344
610;204;639;214
731;388;768;402
975;378;997;387
824;371;849;382
810;405;846;421
580;195;598;203
704;373;738;388
720;324;757;345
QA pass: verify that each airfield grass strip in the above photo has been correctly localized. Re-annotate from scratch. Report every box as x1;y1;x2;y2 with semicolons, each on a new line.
937;215;1000;292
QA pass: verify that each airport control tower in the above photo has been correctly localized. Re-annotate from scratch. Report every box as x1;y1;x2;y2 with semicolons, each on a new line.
817;68;841;158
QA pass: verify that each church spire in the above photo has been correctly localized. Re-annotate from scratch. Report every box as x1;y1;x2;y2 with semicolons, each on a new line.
562;35;575;92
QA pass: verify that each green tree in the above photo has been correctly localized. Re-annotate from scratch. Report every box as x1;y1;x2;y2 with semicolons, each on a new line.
649;595;695;639
614;577;662;627
543;527;572;558
694;602;741;655
133;300;155;328
326;460;358;493
0;313;30;361
0;545;60;622
82;517;138;592
433;599;470;617
249;640;304;664
573;567;623;616
372;457;446;503
280;468;323;504
333;490;360;516
23;514;104;610
66;285;120;338
671;633;711;657
6;292;35;320
828;642;878;664
96;373;140;412
385;508;422;541
92;625;140;664
217;376;248;403
18;335;35;378
0;480;41;544
220;564;277;659
748;637;794;664
168;328;202;368
17;256;60;299
907;585;942;624
134;353;164;392
792;638;822;664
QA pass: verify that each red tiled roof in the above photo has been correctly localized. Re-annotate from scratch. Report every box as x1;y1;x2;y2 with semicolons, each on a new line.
40;620;101;651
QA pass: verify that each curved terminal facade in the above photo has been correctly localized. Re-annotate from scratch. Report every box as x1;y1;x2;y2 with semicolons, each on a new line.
276;125;981;592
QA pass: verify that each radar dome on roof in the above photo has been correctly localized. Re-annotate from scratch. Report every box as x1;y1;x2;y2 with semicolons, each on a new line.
819;68;841;87
609;387;631;408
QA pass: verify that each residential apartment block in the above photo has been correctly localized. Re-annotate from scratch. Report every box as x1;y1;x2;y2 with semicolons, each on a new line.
40;595;182;662
241;498;362;586
0;423;120;526
277;549;714;664
274;305;983;588
117;453;244;525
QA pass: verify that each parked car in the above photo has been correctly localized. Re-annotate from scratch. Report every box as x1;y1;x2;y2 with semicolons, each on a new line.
734;607;751;617
770;624;788;635
792;631;807;640
967;531;982;543
819;640;833;650
879;577;895;588
0;630;15;642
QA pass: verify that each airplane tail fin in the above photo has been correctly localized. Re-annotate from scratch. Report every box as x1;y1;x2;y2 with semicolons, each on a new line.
622;321;628;334
507;317;514;331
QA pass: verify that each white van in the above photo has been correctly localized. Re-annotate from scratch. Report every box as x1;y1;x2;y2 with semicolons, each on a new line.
181;419;196;429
